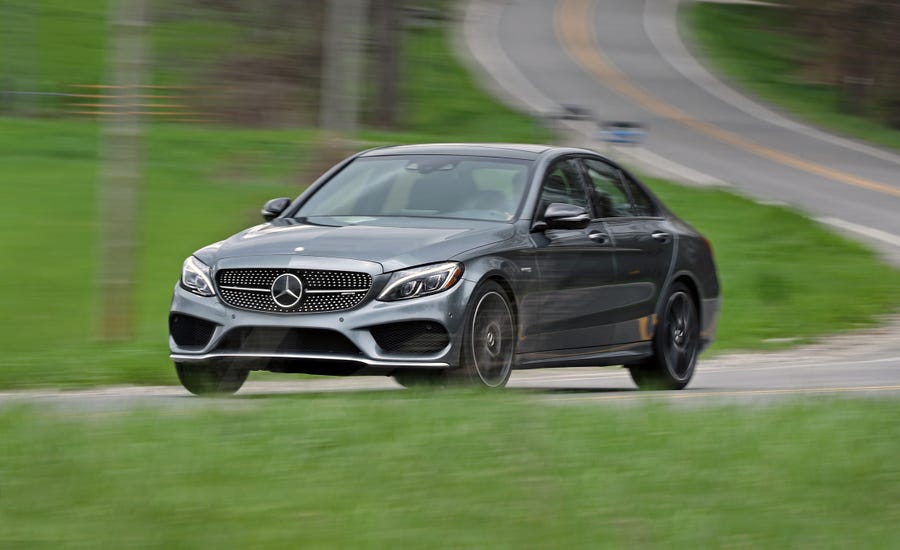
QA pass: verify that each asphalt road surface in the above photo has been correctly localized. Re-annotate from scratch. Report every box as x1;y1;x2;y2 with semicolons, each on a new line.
2;317;899;407
3;0;898;406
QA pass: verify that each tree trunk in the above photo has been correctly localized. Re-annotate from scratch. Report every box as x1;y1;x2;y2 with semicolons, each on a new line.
373;0;402;129
319;0;369;135
98;0;147;340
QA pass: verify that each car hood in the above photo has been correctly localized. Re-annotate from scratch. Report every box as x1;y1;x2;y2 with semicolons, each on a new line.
204;217;516;273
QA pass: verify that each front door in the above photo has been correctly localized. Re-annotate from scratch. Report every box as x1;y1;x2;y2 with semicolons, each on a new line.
519;158;619;354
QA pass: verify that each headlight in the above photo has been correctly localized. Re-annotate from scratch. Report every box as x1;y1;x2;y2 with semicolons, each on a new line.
181;256;216;297
378;262;463;301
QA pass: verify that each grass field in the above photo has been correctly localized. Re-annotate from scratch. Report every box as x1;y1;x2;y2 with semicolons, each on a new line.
2;394;899;547
4;113;897;390
3;4;899;547
0;6;898;389
687;3;900;152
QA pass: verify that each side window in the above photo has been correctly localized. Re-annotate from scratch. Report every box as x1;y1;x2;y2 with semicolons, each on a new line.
537;159;590;217
621;173;658;217
582;158;633;217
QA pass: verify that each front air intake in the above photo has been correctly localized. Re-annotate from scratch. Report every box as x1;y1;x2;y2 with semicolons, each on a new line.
169;314;217;348
370;321;450;354
214;327;362;356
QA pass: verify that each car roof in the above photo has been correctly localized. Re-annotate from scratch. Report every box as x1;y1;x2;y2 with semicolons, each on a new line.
359;143;559;161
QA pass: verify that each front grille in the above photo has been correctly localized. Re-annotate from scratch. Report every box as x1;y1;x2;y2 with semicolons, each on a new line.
170;314;217;348
370;321;450;354
215;327;361;355
216;268;372;313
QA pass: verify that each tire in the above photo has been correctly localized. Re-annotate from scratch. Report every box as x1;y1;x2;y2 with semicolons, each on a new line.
452;281;516;388
175;362;249;396
628;283;699;390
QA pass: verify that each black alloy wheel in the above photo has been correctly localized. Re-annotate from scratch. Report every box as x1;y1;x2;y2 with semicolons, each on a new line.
456;281;516;388
175;362;249;396
628;283;699;390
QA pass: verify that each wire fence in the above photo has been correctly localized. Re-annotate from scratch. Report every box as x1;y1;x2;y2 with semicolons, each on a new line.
0;84;215;123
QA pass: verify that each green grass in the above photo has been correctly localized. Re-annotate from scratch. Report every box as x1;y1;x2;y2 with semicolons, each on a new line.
1;116;898;388
399;26;548;142
687;3;900;152
0;8;897;389
2;395;899;547
0;117;311;385
0;0;106;90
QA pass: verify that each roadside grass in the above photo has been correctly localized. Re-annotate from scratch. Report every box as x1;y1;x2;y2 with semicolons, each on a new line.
396;26;548;143
2;116;899;388
686;3;900;152
2;394;899;547
0;0;107;94
1;11;898;388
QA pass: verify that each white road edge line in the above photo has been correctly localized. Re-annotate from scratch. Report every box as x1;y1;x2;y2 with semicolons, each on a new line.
816;217;900;249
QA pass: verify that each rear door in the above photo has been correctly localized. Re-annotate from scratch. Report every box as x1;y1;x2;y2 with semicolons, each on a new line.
579;157;675;343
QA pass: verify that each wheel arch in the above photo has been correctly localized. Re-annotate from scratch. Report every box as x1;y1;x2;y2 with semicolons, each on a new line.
483;273;518;325
667;272;702;325
669;273;702;311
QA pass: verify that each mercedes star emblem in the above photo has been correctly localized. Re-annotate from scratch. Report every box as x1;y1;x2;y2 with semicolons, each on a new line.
271;273;304;309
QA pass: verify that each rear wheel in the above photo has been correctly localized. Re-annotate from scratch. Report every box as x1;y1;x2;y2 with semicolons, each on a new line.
175;362;249;396
453;281;516;388
628;283;699;390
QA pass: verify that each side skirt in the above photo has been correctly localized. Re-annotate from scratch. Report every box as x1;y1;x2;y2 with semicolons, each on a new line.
515;341;653;369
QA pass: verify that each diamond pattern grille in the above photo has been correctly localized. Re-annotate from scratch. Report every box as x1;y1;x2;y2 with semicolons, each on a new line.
215;268;372;313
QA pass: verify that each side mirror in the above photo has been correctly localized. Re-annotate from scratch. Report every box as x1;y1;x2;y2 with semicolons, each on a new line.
261;197;291;221
535;202;590;231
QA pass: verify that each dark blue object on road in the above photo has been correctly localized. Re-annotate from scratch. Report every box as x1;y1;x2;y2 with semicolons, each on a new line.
598;122;646;145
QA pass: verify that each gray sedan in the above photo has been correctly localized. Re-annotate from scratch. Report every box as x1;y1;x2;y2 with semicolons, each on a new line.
169;144;719;394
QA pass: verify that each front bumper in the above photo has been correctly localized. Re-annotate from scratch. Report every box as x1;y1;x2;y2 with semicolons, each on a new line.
169;274;475;375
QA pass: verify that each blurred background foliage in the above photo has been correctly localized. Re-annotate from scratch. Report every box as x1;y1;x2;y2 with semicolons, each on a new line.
690;0;900;150
788;0;900;126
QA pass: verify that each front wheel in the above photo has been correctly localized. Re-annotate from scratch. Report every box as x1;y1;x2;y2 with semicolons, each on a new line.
452;281;516;388
175;362;249;396
628;283;699;390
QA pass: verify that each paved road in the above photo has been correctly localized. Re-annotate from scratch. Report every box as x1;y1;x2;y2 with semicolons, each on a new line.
3;316;899;407
2;359;898;409
462;0;900;264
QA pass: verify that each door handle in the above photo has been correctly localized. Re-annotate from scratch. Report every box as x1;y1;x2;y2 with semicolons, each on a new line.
588;231;609;244
651;231;671;243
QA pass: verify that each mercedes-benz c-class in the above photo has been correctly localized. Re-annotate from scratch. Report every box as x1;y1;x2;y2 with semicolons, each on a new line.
169;144;719;394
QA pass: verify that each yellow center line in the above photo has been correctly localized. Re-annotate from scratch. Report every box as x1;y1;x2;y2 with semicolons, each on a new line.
556;384;900;402
555;0;900;199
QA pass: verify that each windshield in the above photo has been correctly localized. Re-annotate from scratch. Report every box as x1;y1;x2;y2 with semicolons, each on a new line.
295;155;532;223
